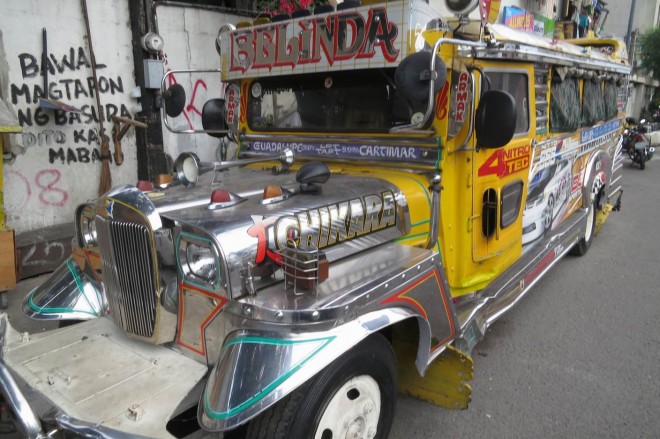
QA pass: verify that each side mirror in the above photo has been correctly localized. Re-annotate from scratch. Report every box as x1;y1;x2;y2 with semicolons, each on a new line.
202;99;228;138
392;51;447;129
475;90;516;148
163;83;186;117
394;51;447;102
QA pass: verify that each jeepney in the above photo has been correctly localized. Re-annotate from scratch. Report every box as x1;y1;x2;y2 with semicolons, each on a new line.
0;0;630;437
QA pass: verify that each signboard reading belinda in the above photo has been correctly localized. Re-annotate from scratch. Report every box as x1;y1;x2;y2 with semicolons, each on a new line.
222;4;407;80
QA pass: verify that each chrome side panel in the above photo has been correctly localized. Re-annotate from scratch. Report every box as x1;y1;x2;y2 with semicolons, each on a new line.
581;122;623;208
21;257;104;321
607;135;624;203
199;311;415;431
200;243;457;431
455;207;586;353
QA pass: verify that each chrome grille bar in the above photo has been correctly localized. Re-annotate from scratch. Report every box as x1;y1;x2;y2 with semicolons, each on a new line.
96;217;157;338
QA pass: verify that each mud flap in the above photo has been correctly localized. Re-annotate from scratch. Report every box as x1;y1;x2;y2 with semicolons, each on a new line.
395;341;473;410
595;203;614;236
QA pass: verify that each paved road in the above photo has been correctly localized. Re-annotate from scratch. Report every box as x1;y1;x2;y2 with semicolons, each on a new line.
3;156;659;439
391;157;660;438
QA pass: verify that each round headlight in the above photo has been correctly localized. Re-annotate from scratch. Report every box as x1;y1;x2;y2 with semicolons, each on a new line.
174;152;201;187
185;241;218;283
81;216;97;247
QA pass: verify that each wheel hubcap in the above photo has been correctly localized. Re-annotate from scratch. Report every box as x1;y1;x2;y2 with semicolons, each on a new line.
315;375;381;439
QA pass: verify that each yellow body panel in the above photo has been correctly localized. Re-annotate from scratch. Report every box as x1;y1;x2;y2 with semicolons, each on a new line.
433;60;536;295
395;339;473;410
233;9;627;300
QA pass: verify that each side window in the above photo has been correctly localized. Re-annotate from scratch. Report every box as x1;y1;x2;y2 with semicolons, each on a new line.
500;180;523;228
534;65;549;135
485;71;530;135
582;79;605;126
482;189;498;238
603;80;618;120
550;72;580;132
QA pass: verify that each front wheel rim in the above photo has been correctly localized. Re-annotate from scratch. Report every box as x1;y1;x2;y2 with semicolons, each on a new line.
314;375;381;439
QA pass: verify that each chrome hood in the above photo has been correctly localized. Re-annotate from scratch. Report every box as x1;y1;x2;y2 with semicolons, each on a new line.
147;166;412;297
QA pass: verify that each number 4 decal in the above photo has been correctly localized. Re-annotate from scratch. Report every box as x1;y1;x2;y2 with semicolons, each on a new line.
478;146;531;178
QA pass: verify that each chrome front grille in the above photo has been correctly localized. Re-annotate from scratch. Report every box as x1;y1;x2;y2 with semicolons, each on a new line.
96;217;158;339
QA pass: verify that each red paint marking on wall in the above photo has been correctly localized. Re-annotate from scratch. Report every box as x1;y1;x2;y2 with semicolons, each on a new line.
186;79;208;117
5;169;32;203
6;169;69;207
35;169;69;207
165;68;208;130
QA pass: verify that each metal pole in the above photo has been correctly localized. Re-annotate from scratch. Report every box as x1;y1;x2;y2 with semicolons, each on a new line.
626;0;637;52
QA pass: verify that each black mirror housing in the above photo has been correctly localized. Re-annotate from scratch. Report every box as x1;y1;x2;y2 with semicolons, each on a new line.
164;83;186;118
475;90;516;148
394;51;447;102
202;99;228;138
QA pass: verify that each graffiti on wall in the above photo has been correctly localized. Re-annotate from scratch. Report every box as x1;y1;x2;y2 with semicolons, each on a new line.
165;68;208;130
5;168;69;207
9;46;131;165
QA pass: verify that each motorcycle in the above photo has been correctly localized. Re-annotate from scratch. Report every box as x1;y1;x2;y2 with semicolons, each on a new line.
623;118;655;170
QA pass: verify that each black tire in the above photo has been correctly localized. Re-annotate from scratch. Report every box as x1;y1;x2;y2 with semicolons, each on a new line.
571;197;597;256
245;333;397;439
58;319;83;328
640;156;646;170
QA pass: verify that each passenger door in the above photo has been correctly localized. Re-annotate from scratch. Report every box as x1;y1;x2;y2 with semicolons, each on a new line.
472;68;532;261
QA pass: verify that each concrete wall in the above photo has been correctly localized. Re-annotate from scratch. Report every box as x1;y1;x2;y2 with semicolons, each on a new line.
0;0;138;234
155;4;243;164
0;1;246;235
603;0;658;40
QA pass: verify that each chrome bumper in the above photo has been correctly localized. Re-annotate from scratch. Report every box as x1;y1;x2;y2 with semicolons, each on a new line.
0;316;45;438
0;314;208;438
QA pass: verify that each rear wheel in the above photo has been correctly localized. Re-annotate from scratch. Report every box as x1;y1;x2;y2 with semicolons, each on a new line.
245;333;397;439
640;155;646;169
571;182;600;256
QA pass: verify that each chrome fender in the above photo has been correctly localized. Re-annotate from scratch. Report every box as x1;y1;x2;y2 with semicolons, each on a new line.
581;149;610;209
199;308;429;432
21;257;104;321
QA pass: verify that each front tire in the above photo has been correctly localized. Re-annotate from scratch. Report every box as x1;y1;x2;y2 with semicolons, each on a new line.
246;333;398;439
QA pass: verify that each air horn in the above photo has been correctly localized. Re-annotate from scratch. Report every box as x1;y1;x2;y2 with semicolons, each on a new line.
174;148;295;187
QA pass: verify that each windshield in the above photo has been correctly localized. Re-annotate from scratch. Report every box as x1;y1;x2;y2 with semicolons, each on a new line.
247;69;409;133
